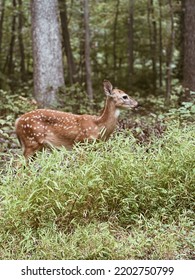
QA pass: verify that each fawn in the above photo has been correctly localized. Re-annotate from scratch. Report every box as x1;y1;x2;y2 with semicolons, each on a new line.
15;80;138;161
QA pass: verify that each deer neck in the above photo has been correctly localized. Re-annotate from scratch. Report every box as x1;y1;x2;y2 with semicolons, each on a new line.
96;97;120;135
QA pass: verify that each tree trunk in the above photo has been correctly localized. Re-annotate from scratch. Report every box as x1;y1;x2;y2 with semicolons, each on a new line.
83;0;93;103
31;0;65;108
113;0;120;83
177;0;184;84
58;0;77;85
127;0;134;89
0;0;5;57
7;0;17;91
147;0;157;94
165;0;174;106
18;0;26;82
183;0;195;97
158;0;163;89
0;0;5;87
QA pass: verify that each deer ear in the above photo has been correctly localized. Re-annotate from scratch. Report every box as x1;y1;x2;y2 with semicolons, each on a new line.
103;80;113;96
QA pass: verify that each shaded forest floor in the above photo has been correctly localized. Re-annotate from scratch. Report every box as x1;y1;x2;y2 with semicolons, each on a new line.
0;91;195;259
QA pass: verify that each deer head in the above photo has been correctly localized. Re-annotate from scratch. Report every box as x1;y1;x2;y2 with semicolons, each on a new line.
103;80;138;109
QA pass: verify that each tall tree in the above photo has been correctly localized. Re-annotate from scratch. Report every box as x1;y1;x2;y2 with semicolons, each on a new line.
7;0;17;90
147;0;157;94
0;0;5;87
158;0;163;89
31;0;65;108
83;0;93;103
113;0;120;83
165;0;174;105
18;0;26;82
127;0;134;89
0;0;5;58
58;0;77;85
183;0;195;97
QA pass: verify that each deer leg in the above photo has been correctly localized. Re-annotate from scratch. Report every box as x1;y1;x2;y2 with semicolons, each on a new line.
23;143;43;162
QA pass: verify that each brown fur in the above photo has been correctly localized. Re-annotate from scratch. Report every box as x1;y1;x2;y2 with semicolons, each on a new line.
15;80;138;160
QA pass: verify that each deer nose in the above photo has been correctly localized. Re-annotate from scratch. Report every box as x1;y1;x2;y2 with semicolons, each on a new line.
130;100;138;108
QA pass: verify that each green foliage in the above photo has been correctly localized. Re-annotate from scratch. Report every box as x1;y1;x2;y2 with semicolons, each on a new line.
0;89;36;154
167;101;195;121
0;217;194;259
0;123;194;259
58;83;96;114
0;89;35;116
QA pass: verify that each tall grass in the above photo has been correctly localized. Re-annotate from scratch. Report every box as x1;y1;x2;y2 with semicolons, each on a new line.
0;122;194;259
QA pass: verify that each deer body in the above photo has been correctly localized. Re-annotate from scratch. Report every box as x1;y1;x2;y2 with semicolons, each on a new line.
15;80;138;160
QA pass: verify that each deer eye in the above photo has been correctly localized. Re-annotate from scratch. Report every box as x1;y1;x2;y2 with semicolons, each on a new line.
122;95;128;100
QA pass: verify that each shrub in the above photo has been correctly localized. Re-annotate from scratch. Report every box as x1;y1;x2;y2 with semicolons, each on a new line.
0;122;194;259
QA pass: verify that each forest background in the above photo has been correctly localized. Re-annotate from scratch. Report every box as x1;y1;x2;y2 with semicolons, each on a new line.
0;0;194;260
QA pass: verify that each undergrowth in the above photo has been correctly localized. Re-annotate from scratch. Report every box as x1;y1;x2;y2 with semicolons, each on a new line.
0;122;194;259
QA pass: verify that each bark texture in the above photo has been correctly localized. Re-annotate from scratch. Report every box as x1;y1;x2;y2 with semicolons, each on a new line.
127;0;134;89
18;0;26;82
183;0;195;93
83;0;93;103
58;0;77;85
31;0;65;108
